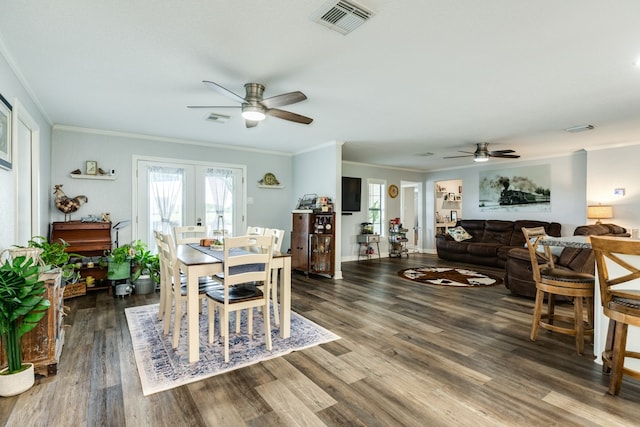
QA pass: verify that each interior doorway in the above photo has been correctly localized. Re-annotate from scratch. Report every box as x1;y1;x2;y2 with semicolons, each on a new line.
434;179;462;242
401;181;421;252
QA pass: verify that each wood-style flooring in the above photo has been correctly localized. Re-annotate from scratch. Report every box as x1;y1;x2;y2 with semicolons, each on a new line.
1;254;639;426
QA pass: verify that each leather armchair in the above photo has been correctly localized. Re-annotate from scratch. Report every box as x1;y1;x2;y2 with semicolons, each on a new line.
504;223;630;298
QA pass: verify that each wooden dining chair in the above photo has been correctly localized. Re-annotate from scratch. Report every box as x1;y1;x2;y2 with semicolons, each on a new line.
246;226;265;236
157;232;222;348
206;234;274;362
591;236;640;395
173;225;208;245
154;230;168;321
522;227;595;355
262;228;285;325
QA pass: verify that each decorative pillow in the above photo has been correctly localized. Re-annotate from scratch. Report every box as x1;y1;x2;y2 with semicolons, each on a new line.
448;226;472;242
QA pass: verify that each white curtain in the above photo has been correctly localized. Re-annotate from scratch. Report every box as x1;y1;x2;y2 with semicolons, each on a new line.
149;166;184;233
205;168;233;235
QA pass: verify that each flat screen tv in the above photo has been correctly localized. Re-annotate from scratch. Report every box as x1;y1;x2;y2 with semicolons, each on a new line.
342;176;362;212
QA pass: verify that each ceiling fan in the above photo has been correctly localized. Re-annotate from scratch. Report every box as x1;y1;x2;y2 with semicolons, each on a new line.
188;81;313;128
443;142;520;162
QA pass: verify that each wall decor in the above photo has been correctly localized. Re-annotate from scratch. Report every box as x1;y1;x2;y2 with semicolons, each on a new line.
479;164;551;212
0;93;12;170
86;160;98;175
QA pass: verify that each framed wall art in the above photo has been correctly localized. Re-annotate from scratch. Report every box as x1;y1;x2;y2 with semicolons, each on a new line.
0;93;12;170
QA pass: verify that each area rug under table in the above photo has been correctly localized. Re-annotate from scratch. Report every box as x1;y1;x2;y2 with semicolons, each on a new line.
398;266;503;287
125;303;340;396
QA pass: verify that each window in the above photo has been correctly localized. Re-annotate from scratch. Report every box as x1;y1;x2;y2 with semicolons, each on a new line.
367;179;386;236
135;158;245;247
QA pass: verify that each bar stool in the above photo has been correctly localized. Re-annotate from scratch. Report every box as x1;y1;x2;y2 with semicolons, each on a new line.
522;227;595;355
591;236;640;395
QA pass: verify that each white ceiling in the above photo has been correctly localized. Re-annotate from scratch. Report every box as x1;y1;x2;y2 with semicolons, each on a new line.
2;0;640;171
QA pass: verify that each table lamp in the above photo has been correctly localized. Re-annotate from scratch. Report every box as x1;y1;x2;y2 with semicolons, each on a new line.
587;205;613;224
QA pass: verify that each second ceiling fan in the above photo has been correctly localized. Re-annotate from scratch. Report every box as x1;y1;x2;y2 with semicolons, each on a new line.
444;143;520;162
188;80;313;128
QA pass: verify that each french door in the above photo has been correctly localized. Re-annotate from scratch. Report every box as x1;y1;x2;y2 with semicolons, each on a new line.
134;157;245;246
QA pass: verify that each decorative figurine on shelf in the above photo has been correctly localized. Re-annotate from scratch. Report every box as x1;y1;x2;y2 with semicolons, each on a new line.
258;172;280;186
53;184;88;222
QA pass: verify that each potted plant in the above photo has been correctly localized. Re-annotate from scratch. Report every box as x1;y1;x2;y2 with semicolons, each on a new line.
22;236;79;283
105;244;134;280
130;241;159;294
0;255;50;396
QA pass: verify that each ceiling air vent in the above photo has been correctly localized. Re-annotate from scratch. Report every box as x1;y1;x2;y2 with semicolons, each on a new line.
312;0;375;35
206;113;230;124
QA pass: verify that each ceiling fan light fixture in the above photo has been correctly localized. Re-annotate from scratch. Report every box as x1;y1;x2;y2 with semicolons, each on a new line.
241;104;266;121
473;152;489;162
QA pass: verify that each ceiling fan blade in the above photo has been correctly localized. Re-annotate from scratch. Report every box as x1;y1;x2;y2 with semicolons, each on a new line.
261;91;307;109
443;154;473;159
266;108;313;124
489;149;515;155
490;153;520;158
187;105;241;109
203;80;246;104
245;120;259;128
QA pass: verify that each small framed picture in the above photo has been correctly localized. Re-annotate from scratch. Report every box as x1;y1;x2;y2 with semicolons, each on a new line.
0;93;12;170
86;160;98;175
450;211;458;222
448;192;455;201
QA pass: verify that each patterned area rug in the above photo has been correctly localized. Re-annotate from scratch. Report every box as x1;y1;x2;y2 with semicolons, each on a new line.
398;266;503;287
125;303;340;396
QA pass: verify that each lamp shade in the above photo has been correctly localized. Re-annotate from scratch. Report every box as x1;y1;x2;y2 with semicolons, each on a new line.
587;205;613;224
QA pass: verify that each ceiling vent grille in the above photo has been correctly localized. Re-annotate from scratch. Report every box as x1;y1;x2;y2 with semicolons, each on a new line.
312;0;375;35
206;113;230;123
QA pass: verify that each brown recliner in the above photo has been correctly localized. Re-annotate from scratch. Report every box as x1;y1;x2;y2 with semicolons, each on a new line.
504;224;629;298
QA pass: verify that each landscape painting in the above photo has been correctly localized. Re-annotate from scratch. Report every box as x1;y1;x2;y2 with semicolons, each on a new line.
479;164;551;212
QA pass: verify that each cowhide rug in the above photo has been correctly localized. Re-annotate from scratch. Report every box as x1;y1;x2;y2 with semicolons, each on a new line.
398;266;503;287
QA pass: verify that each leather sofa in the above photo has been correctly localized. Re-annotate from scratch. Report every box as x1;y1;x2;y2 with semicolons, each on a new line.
435;219;561;268
504;223;630;298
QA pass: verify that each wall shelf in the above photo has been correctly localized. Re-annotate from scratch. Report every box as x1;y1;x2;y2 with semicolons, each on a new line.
257;184;284;189
69;174;117;181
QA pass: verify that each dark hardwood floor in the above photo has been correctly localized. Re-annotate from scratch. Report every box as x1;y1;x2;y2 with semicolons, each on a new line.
1;254;639;426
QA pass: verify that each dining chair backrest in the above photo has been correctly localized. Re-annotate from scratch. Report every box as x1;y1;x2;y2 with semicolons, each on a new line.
522;226;554;283
590;236;640;309
246;226;265;236
263;228;285;253
174;225;208;245
158;232;180;285
223;235;274;291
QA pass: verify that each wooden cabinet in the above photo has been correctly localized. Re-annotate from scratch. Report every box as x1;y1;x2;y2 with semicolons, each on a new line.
291;212;335;277
0;272;64;376
50;221;112;293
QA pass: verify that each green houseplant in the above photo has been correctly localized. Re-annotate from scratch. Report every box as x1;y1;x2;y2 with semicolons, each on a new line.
0;255;50;395
130;241;159;294
105;244;134;280
22;236;79;283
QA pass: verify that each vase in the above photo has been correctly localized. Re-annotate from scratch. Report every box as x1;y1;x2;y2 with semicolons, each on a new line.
0;363;35;397
107;261;130;280
133;274;154;295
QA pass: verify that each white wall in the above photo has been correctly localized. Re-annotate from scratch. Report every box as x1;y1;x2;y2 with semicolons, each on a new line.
52;128;294;249
292;142;343;278
587;143;640;231
0;48;52;251
341;161;425;260
424;152;588;251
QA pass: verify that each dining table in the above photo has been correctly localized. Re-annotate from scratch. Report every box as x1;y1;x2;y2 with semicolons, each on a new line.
540;235;640;370
176;243;292;363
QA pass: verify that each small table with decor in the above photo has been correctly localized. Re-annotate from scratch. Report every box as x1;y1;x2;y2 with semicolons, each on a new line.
176;244;292;363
